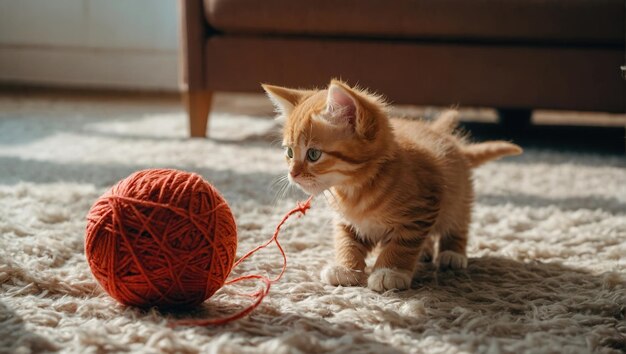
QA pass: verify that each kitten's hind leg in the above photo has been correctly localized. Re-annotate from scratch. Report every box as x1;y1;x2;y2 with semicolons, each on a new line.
437;230;468;270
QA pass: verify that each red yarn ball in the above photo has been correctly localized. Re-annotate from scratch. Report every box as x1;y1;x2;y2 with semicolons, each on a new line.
85;169;237;308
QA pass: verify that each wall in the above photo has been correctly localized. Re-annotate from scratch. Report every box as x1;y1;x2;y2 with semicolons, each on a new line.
0;0;179;91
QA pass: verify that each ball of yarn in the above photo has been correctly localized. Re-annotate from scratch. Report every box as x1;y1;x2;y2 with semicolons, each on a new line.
85;169;237;308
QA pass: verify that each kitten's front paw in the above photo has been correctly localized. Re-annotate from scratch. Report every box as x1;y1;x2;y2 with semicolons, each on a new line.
438;250;468;270
321;265;366;287
367;268;412;292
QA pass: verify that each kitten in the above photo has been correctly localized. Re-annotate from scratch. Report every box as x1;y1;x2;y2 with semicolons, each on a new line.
263;80;522;292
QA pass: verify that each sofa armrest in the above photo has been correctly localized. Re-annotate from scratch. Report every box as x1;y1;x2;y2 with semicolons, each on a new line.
178;0;207;91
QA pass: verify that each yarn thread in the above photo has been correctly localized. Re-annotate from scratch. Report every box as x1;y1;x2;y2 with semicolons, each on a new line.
172;195;312;326
85;169;312;325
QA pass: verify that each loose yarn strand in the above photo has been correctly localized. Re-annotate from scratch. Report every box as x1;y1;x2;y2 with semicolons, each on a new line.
171;196;313;327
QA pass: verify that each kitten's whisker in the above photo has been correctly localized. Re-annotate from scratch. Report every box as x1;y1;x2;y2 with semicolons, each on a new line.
323;190;337;209
326;189;342;210
321;191;332;206
271;174;288;186
270;177;285;195
269;134;285;148
271;176;291;207
270;179;279;190
278;180;294;202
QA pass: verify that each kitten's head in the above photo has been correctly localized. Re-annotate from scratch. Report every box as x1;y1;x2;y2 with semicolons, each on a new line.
263;80;393;196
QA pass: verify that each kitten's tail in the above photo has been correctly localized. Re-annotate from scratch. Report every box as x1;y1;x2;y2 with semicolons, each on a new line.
431;109;523;167
462;141;523;168
429;110;459;134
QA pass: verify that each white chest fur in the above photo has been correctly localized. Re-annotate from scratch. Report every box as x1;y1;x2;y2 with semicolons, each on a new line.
327;189;394;244
338;212;392;244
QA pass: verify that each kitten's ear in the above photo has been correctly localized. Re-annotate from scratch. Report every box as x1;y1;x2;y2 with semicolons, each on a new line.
324;80;381;139
262;84;306;121
324;81;358;128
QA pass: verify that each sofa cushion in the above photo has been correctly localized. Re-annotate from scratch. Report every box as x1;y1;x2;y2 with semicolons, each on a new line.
204;0;623;45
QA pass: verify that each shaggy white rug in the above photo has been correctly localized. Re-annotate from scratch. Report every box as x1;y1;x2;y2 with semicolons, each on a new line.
0;93;625;354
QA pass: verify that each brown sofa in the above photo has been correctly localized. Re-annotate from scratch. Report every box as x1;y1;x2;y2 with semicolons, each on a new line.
179;0;625;137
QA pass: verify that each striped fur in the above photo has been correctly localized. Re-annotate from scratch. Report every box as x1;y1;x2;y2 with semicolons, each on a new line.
263;80;523;292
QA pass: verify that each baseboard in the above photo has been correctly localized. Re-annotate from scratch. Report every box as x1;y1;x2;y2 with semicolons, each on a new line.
0;45;179;91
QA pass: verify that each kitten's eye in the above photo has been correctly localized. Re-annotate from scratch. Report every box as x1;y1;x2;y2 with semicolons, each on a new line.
307;148;322;162
286;147;294;158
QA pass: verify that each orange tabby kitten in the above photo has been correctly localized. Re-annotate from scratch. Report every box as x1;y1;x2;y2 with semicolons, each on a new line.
263;80;522;292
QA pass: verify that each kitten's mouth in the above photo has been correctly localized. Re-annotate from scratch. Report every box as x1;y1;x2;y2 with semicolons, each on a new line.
290;178;321;196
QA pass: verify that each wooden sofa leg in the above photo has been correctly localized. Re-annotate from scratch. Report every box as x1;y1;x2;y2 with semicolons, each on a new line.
183;90;213;138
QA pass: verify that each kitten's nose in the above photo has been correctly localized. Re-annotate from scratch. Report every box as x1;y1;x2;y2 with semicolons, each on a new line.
290;170;301;178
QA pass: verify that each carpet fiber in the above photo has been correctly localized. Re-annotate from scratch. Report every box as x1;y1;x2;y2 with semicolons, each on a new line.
1;94;625;353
